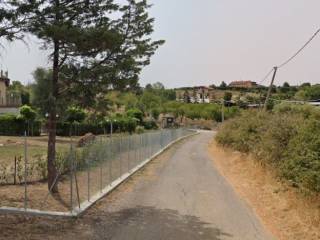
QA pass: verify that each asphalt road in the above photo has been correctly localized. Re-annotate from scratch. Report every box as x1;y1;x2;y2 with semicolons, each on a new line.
0;131;275;240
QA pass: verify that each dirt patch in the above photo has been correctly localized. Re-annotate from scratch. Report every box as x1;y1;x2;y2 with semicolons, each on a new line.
208;141;320;240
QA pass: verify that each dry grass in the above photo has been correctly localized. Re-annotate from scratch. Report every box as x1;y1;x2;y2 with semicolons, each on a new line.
0;135;75;165
209;140;320;240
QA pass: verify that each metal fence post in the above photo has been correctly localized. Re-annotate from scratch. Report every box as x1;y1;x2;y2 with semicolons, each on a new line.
100;136;103;193
109;137;113;185
119;135;122;177
127;136;130;172
87;153;90;202
24;131;27;210
70;134;74;212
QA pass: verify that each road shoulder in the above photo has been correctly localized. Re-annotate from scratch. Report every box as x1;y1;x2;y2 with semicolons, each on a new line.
208;140;320;240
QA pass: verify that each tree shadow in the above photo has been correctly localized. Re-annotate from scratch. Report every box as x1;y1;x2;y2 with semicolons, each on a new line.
88;206;232;240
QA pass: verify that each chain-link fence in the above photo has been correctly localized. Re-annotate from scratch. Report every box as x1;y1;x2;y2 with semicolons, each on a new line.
0;128;194;215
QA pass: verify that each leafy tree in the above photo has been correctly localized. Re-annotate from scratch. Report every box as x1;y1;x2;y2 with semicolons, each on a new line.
152;82;165;90
295;85;320;101
19;105;37;136
145;83;153;90
220;81;227;89
151;108;160;120
283;82;290;88
66;106;86;124
126;108;144;124
119;92;139;110
19;105;37;122
139;91;162;111
4;0;164;191
300;82;311;89
30;68;52;115
7;81;30;105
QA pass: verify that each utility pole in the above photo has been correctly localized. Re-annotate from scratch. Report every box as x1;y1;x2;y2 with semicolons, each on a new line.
264;66;278;111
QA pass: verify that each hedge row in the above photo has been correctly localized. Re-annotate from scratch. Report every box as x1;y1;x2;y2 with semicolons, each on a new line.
0;114;41;136
56;117;141;136
216;103;320;193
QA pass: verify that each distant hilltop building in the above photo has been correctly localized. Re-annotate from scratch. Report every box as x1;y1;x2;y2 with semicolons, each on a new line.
0;70;22;115
229;80;258;89
176;86;216;104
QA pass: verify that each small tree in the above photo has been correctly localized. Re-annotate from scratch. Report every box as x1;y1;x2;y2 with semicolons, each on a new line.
19;105;37;136
4;0;164;192
66;106;86;124
220;81;227;89
126;108;144;124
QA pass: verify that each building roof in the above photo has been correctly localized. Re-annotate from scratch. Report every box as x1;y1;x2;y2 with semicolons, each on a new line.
229;81;257;88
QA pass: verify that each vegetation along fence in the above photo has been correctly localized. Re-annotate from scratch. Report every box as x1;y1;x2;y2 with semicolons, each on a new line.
0;128;195;216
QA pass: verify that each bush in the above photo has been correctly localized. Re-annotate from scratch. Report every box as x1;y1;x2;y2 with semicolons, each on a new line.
143;120;158;130
216;105;320;193
135;126;145;134
0;114;41;136
282;120;320;192
126;108;144;124
56;116;138;136
65;106;86;123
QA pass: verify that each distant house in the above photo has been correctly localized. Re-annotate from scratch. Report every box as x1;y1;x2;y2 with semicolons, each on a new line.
0;70;21;115
229;81;258;89
176;86;214;104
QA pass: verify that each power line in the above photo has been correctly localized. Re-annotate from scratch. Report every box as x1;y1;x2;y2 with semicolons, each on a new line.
258;68;274;85
277;28;320;69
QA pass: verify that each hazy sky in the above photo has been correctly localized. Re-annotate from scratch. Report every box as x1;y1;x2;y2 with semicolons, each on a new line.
1;0;320;88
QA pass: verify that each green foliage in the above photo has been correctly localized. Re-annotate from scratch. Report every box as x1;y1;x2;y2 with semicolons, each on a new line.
7;81;30;105
126;108;144;124
216;105;320;193
66;106;86;123
282;120;320;192
223;92;232;102
161;102;240;122
295;84;320;100
135;126;145;134
30;68;53;115
0;114;41;136
151;108;160;120
143;120;158;130
219;81;227;89
19;105;37;122
57;115;138;136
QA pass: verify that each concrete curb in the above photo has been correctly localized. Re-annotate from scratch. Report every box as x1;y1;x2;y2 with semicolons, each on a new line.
0;131;199;218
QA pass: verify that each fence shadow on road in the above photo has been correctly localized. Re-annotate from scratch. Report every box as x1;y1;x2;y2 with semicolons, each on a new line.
88;206;232;240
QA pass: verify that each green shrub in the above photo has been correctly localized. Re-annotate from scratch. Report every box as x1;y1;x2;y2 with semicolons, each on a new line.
126;108;144;124
0;114;41;136
282;120;320;192
56;116;138;136
143;120;158;130
66;106;86;123
216;111;269;153
135;126;145;134
216;105;320;193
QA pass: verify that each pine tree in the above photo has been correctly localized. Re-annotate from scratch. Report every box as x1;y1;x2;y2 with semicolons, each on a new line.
3;0;163;192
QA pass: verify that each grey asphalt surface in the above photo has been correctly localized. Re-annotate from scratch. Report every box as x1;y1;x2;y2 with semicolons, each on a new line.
85;131;274;240
0;131;275;240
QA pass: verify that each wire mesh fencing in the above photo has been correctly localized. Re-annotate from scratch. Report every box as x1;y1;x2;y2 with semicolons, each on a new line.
0;128;194;215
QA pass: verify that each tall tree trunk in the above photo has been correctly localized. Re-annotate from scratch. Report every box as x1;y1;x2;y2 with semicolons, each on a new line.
47;38;60;192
